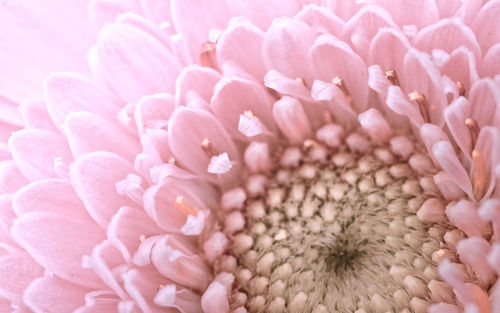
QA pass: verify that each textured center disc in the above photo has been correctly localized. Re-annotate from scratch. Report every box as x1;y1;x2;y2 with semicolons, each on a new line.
225;137;442;313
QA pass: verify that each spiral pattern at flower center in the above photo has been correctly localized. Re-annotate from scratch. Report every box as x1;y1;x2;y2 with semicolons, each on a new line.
216;132;450;313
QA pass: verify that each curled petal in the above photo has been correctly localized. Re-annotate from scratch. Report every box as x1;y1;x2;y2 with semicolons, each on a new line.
272;96;312;144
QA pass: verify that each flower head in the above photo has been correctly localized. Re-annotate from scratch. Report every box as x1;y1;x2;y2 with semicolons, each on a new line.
0;1;499;313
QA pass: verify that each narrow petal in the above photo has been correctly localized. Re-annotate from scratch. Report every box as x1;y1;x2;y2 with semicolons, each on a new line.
18;101;57;131
13;179;91;221
9;129;72;181
469;78;500;127
0;249;43;304
122;267;168;313
444;97;472;157
262;17;316;84
107;206;162;262
175;65;220;108
272;96;312;144
402;49;446;126
446;200;487;237
372;0;438;28
151;235;212;291
369;28;410;74
472;0;500;52
65;111;140;161
264;69;313;101
227;0;300;31
432;141;473;198
88;0;142;27
386;86;424;127
11;212;106;289
43;72;121;131
211;76;276;137
358;108;392;142
0;161;29;194
171;0;230;63
457;237;494;286
97;23;181;102
441;47;480;98
216;21;266;81
70;151;136;228
143;177;208;233
154;284;202;313
414;18;482;60
24;276;91;313
483;43;500;78
310;34;368;112
168;107;240;186
296;4;344;37
134;93;175;136
201;281;229;313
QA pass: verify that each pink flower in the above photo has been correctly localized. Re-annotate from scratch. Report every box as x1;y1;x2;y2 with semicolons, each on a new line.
0;1;499;313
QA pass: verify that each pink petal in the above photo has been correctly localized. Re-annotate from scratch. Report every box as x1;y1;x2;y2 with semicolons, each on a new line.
310;34;368;112
64;111;140;162
134;93;174;135
24;276;91;313
342;5;397;57
88;241;129;300
262;17;316;84
483;43;500;78
326;0;362;21
70;151;136;228
244;142;272;173
121;267;167;313
143;177;208;233
272;96;312;144
175;65;220;108
9;129;73;181
457;237;494;286
472;0;500;52
446;200;487;238
43;72;121;131
475;126;498;201
369;28;410;75
0;249;43;304
140;0;172;25
386;86;425;127
435;0;462;18
168;107;241;186
211;76;276;138
238;114;263;137
432;140;473;198
0;160;29;194
429;303;460;313
414;18;482;60
296;4;344;37
151;235;212;291
18;101;57;131
88;0;142;27
357;108;392;142
73;290;122;313
372;0;438;28
420;123;449;159
444;97;472;157
469;78;500;127
0;0;95;102
171;0;230;63
264;69;313;101
154;284;202;313
201;281;229;313
227;1;300;31
13;179;91;222
203;232;228;262
107;206;162;262
310;79;357;124
11;211;105;289
402;48;446;126
433;171;466;202
97;23;181;102
216;21;266;82
441;47;480;98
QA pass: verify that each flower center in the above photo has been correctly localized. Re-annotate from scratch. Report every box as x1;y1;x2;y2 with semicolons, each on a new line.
212;130;451;313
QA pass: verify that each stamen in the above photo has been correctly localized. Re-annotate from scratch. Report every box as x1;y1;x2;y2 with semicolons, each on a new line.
456;81;465;97
174;195;199;216
200;41;218;70
244;110;254;118
139;234;146;243
472;150;487;200
385;69;400;86
296;77;307;87
168;157;177;165
157;284;165;292
465;118;480;148
332;76;353;106
322;111;333;124
201;138;218;157
409;91;431;123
